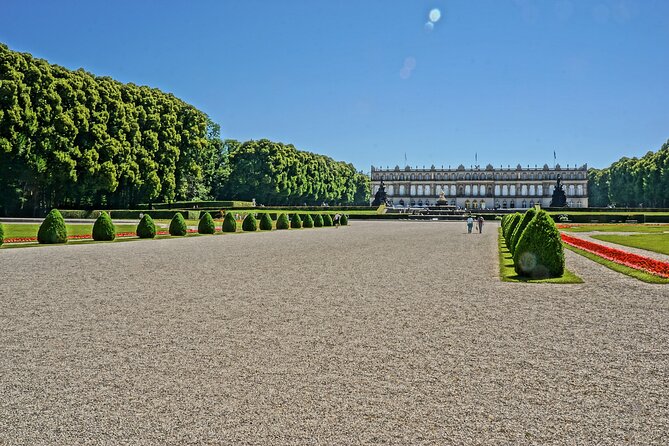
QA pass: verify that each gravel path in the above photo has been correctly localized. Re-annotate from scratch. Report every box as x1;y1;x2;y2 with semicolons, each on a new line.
565;231;669;263
1;221;668;445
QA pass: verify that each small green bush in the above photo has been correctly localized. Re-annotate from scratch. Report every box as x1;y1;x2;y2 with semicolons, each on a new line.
509;208;537;254
504;213;522;242
242;214;258;231
0;221;4;246
313;213;324;227
37;209;67;244
276;213;290;230
290;213;302;229
302;214;314;228
92;211;116;241
198;212;216;234
222;212;237;232
340;214;348;226
136;214;157;239
169;213;188;236
323;214;333;227
513;210;565;279
259;213;273;230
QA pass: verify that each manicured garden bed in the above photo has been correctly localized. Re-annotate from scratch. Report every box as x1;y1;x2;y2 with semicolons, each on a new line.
591;233;669;256
561;233;669;280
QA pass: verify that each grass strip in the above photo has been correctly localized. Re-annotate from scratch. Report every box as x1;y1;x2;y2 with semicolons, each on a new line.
590;233;669;256
498;229;583;284
564;244;669;284
559;224;669;233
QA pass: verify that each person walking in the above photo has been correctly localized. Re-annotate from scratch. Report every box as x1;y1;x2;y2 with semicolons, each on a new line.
466;215;474;233
334;213;341;228
477;216;484;233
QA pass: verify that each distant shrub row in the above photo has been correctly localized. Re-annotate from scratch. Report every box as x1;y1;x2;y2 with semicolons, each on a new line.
501;208;565;279
24;210;348;245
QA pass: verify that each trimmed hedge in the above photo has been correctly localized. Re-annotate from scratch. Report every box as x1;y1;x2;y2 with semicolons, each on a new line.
259;213;273;230
169;213;188;236
276;213;290;230
148;200;254;209
508;208;536;254
290;213;302;229
37;209;67;244
222;212;237;233
0;221;4;246
504;213;522;242
92;211;116;241
302;214;314;228
198;212;216;234
313;214;324;227
513;210;565;278
242;214;258;231
136;214;157;239
323;214;333;227
340;214;348;226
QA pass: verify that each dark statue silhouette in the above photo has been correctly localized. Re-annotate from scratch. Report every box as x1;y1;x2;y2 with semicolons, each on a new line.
550;174;568;207
371;179;389;206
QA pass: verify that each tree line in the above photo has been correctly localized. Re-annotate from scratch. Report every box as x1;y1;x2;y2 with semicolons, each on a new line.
588;139;669;208
0;43;369;216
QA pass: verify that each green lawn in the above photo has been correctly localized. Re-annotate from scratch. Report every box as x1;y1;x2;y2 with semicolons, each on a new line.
564;244;669;284
3;223;139;240
498;230;582;284
591;233;669;256
560;224;669;233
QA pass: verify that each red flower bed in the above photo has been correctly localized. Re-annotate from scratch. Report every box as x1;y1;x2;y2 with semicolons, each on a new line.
4;228;200;244
561;233;669;278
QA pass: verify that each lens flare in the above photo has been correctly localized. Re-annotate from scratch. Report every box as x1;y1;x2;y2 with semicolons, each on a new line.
429;8;441;23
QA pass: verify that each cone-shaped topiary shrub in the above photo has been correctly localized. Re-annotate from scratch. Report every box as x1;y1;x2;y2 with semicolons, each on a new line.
198;212;216;234
38;209;67;244
290;213;302;229
0;221;4;247
222;212;237;233
276;213;290;230
340;214;348;226
136;214;157;239
504;213;522;242
169;213;188;236
513;210;565;279
242;213;258;231
302;214;314;228
509;208;537;254
323;214;333;227
259;213;273;230
92;211;116;241
313;213;323;227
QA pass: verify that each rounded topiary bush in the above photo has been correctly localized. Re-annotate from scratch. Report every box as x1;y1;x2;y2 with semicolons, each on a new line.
169;213;188;236
313;213;324;227
509;208;537;254
276;213;290;230
92;211;116;241
198;212;216;234
222;212;237;233
38;209;67;244
323;214;333;227
242;213;258;231
504;213;522;242
513;210;565;279
136;214;157;239
290;213;302;229
259;213;273;231
302;214;314;228
340;214;348;226
0;221;4;247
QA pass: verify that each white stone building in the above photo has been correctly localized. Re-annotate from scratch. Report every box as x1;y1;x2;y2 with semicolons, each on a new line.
370;163;589;209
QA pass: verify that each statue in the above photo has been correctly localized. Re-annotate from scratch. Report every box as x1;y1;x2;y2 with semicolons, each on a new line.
371;179;389;206
435;190;450;207
550;174;568;207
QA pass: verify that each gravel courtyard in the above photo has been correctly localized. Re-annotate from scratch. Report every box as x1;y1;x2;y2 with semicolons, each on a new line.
1;220;667;445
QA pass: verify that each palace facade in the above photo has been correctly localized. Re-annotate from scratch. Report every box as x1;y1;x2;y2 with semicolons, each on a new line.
370;163;589;209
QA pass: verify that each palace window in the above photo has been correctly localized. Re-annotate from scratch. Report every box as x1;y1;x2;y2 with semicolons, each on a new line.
577;185;583;196
529;200;534;207
465;200;470;209
465;185;471;196
510;185;516;195
502;185;508;196
568;185;575;196
521;185;527;196
388;185;394;195
480;185;486;196
537;185;543;196
529;185;535;196
425;185;431;195
522;200;527;208
494;185;500;196
417;185;424;196
410;185;416;195
399;185;405;195
510;200;515;208
502;200;507;209
450;185;456;196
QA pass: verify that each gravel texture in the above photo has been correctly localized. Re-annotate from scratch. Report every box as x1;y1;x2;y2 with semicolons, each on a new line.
1;220;668;445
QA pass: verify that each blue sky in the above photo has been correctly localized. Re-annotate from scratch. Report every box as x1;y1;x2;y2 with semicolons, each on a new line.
3;0;668;172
